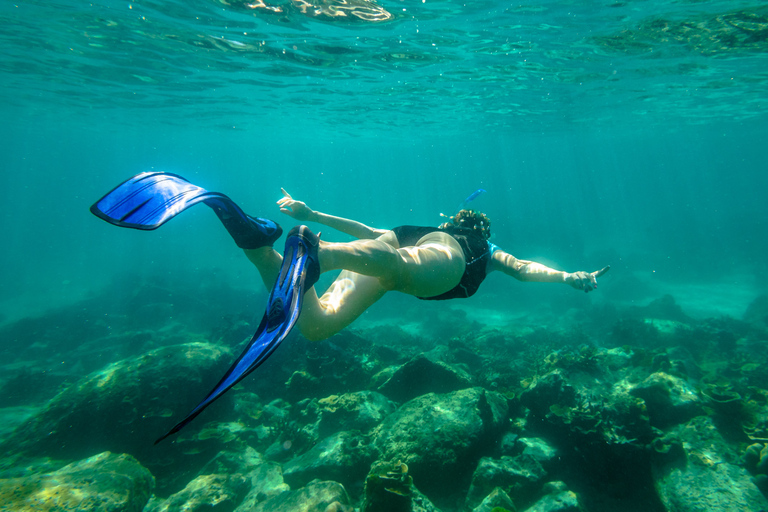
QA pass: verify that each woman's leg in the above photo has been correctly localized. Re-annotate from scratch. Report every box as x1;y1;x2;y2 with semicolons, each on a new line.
244;230;466;341
243;246;282;289
299;230;466;340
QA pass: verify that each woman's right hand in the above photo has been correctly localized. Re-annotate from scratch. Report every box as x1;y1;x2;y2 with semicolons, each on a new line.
277;188;315;221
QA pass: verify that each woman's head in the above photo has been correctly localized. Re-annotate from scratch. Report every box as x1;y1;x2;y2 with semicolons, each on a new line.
440;209;491;239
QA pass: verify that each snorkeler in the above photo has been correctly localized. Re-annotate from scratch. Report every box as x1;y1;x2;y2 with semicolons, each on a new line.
268;189;608;341
92;172;608;441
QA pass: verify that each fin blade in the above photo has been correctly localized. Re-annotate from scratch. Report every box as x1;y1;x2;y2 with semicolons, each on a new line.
154;235;312;443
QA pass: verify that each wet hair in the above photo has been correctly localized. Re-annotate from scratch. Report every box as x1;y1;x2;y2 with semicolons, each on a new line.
439;209;492;240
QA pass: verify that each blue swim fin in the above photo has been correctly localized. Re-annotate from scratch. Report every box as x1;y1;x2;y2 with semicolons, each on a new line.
155;226;320;444
91;172;282;249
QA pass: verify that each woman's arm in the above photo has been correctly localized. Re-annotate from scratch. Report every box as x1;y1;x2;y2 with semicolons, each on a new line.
488;249;609;293
277;189;389;240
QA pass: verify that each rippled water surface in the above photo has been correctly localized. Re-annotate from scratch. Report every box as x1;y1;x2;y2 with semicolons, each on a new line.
3;0;767;131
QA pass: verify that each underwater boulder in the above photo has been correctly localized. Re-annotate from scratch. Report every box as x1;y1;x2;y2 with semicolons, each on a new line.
361;460;442;512
285;370;323;400
146;473;249;512
521;481;583;512
0;342;233;482
0;451;154;512
233;462;290;512
299;391;398;440
282;430;375;490
653;416;768;511
517;438;559;472
471;486;516;512
630;372;704;428
376;354;474;403
744;294;768;329
635;294;693;324
248;480;352;512
519;372;578;419
465;455;546;510
372;387;509;496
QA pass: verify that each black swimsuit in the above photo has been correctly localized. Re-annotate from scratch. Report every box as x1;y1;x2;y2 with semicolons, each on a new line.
391;225;491;300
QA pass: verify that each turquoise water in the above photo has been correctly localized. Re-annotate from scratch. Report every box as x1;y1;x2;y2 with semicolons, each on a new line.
1;0;768;509
1;0;766;320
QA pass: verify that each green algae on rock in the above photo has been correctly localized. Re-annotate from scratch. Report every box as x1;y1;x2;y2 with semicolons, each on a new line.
0;452;154;512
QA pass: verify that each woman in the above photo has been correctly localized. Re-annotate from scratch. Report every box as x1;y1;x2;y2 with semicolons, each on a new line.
243;189;609;341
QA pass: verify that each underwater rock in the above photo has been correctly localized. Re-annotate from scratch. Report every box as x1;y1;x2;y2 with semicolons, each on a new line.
744;294;768;329
283;333;377;402
0;451;154;512
299;391;397;440
249;480;352;512
519;372;578;419
465;455;547;510
744;443;768;496
0;342;233;465
197;445;265;476
522;481;582;512
376;354;474;403
630;372;704;428
373;387;509;496
286;370;323;400
361;460;442;512
146;473;249;512
499;432;519;456
233;462;290;512
282;430;375;490
637;294;692;324
597;346;634;371
653;416;768;511
517;438;558;470
471;486;516;512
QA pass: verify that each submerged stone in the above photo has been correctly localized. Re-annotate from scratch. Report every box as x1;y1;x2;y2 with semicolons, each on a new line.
361;460;441;512
471;486;516;512
0;342;232;464
146;473;249;512
465;455;546;510
282;430;375;489
249;480;352;512
517;438;558;470
372;387;509;495
0;451;154;512
653;416;768;511
376;354;474;403
233;462;290;512
300;391;397;440
523;481;583;512
630;372;704;428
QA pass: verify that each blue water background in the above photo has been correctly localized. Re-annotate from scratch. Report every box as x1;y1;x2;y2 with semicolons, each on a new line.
1;0;767;325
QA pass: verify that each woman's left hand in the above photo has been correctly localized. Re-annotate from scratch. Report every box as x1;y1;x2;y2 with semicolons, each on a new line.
565;266;610;293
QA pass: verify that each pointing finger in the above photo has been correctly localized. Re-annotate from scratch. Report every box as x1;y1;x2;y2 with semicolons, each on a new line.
593;266;610;278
